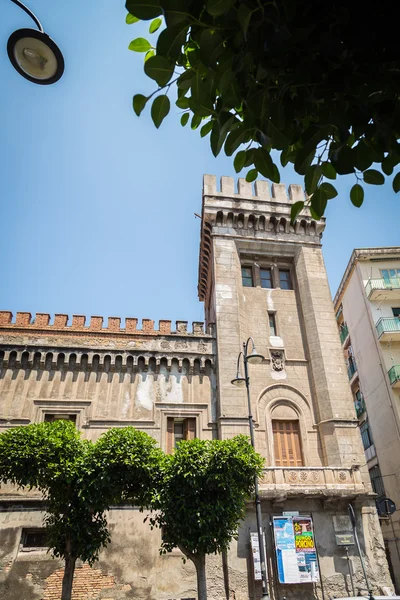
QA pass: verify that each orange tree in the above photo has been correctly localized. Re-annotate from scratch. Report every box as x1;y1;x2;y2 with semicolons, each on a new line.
126;0;400;218
0;422;162;600
150;436;264;600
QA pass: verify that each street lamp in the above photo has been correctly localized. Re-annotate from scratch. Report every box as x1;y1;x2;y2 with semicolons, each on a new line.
7;0;64;85
231;338;269;599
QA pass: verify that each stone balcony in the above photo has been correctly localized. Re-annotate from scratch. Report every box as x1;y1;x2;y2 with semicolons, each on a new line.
259;466;366;499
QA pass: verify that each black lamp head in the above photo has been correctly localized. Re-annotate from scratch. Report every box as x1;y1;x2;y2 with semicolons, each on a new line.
7;28;64;85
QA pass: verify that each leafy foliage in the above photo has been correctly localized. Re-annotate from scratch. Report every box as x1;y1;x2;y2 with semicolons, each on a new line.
0;422;162;599
126;0;400;217
151;436;263;556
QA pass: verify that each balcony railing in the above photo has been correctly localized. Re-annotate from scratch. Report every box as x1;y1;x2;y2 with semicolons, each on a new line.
259;467;365;497
339;324;349;344
376;317;400;339
354;394;366;417
347;361;357;381
388;365;400;386
365;277;400;298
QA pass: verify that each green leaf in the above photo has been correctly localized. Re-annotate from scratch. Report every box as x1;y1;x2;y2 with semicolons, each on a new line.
237;4;253;36
144;55;174;86
157;23;188;61
350;184;364;207
177;70;194;91
180;113;189;126
200;121;213;138
319;182;338;199
125;0;162;20
206;0;236;17
254;148;274;180
224;125;248;156
310;188;327;219
151;95;170;128
144;50;155;62
210;113;237;157
354;141;373;171
363;169;385;185
305;164;322;195
290;201;304;223
133;94;148;116
128;38;151;52
393;172;400;193
176;96;189;109
126;13;140;24
321;162;337;180
149;17;162;33
246;169;258;182
234;151;246;173
191;114;202;130
382;156;394;176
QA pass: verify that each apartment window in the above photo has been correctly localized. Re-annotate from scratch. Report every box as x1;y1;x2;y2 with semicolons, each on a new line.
392;308;400;318
44;414;77;424
369;465;385;499
260;268;273;289
272;420;303;467
241;266;254;287
21;529;48;550
166;417;196;453
268;313;277;337
279;270;292;290
360;420;373;450
381;269;400;282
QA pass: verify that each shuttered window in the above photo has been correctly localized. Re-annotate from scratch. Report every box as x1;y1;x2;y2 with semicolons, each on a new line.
166;417;196;453
272;420;303;466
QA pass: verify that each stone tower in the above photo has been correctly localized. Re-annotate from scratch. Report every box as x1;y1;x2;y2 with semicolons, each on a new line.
198;175;393;598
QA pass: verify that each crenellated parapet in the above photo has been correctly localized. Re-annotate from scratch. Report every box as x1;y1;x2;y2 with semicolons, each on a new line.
0;312;212;336
198;175;326;301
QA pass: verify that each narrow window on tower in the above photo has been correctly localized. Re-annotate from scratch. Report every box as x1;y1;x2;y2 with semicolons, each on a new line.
279;270;292;290
241;266;254;287
269;313;277;337
260;268;273;289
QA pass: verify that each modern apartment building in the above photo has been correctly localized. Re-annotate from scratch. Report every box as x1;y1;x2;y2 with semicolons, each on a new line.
334;247;400;592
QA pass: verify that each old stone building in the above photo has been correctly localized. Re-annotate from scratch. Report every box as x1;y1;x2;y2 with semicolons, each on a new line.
0;176;394;599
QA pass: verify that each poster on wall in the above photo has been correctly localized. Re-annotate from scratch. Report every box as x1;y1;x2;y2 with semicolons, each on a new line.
250;532;268;581
273;516;319;584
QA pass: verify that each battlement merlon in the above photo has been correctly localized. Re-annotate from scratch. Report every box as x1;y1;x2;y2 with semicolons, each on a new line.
0;312;213;337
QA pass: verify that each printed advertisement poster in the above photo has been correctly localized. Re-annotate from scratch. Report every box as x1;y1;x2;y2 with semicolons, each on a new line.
250;532;268;581
273;516;319;584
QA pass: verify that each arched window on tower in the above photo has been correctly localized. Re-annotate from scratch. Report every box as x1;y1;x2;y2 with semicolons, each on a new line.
271;404;304;467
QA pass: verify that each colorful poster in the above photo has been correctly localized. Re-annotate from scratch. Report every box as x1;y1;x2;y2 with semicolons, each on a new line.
273;516;319;584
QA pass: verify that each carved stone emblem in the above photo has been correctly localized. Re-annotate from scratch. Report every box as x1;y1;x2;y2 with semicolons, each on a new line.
197;341;207;353
160;340;171;350
270;349;285;371
175;340;189;350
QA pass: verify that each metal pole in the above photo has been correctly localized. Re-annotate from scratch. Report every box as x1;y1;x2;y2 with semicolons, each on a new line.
243;342;269;598
345;546;356;597
348;504;373;599
10;0;44;32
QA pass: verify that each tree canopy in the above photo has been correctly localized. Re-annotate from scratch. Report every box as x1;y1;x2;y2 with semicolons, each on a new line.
125;0;400;219
0;422;162;600
150;435;264;600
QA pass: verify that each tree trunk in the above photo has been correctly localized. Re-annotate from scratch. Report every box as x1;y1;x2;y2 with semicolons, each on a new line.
194;553;207;600
61;555;77;600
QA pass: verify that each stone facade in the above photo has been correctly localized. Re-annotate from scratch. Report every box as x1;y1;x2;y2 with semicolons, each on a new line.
334;247;400;593
0;176;394;599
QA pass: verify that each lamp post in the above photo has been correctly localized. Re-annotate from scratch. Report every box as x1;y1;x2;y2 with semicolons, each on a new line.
231;338;269;599
7;0;64;84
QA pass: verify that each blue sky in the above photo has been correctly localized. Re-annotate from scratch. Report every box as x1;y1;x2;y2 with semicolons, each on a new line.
1;1;398;326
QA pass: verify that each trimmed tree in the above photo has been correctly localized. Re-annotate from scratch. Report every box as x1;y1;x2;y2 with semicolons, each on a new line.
0;422;162;600
125;0;400;218
150;435;264;600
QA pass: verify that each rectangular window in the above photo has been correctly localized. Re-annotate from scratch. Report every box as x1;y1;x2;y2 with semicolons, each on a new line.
392;308;400;318
381;268;400;281
360;420;373;450
369;465;385;499
260;268;273;289
272;420;303;467
21;529;48;549
269;313;277;337
279;270;292;290
241;266;253;287
166;417;196;453
44;414;77;424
